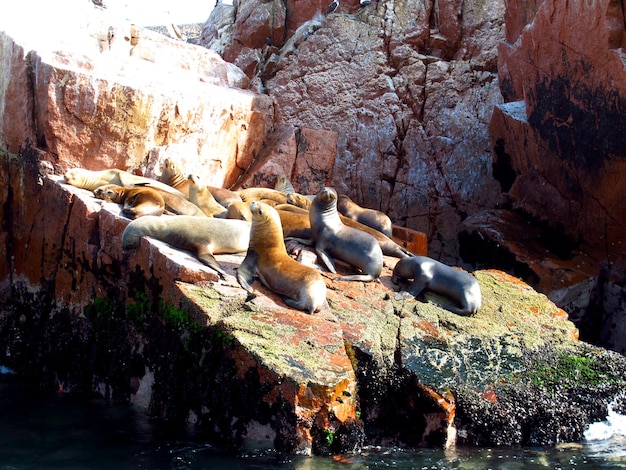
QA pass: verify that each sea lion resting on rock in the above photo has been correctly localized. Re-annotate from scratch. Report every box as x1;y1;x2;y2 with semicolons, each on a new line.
391;256;481;316
188;174;228;218
159;159;243;207
93;184;165;218
159;158;190;196
122;215;251;278
236;201;327;314
274;174;296;194
309;187;383;282
64;167;187;198
237;187;288;205
337;194;393;238
95;184;205;217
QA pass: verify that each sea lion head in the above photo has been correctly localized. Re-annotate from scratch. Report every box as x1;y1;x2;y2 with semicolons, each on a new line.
63;168;83;186
318;187;337;205
93;184;123;202
250;200;280;225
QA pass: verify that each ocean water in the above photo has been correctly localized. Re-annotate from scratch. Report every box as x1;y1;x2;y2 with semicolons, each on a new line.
1;376;625;470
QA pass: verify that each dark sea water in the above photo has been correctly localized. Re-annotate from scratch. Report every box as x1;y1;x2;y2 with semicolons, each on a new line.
1;375;626;470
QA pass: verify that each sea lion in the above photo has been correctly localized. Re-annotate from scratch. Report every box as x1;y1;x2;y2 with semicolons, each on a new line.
188;174;228;218
274;174;296;194
309;187;383;282
287;192;312;210
64;168;187;198
341;216;413;259
337;194;393;238
277;209;312;239
226;201;252;221
275;203;411;259
237;187;288;205
122;215;251;278
93;184;165;218
236;201;327;314
159;158;190;196
391;256;482;316
97;183;206;217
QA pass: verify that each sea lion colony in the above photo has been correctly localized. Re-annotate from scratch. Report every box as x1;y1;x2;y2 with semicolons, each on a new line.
63;165;481;314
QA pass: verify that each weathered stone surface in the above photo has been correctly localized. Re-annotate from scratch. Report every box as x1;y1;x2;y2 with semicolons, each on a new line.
207;0;506;261
0;6;274;189
4;169;622;454
235;124;338;194
486;0;626;353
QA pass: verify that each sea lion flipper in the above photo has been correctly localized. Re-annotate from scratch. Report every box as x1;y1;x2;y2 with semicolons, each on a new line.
394;291;414;301
236;249;259;292
315;248;337;273
406;279;428;297
198;252;227;278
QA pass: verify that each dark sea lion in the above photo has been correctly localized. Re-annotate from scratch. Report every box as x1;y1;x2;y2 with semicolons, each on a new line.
391;256;482;316
274;174;296;194
309;187;383;282
93;184;164;218
188;174;228;218
64;168;187;198
236;201;327;314
337;194;393;238
121;215;251;278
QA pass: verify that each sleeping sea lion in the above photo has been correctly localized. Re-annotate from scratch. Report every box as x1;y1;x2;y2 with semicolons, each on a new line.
236;201;327;314
392;256;482;316
337;194;393;238
121;215;251;278
93;184;165;218
64;167;186;198
237;187;288;205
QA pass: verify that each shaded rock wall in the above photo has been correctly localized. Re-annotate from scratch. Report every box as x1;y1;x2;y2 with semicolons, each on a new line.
487;0;626;352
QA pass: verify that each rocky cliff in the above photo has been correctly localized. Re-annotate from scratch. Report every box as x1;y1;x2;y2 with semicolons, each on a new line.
201;0;626;354
1;0;626;458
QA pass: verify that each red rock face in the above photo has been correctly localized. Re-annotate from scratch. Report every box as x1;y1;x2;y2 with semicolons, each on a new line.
493;0;626;258
212;0;506;261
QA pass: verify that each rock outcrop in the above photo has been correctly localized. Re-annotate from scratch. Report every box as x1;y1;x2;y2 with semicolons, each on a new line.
1;0;626;458
200;0;626;355
202;0;506;262
485;0;626;352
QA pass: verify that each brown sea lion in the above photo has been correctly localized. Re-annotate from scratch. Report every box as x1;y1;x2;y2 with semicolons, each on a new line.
277;209;312;239
188;174;228;218
226;201;252;221
160;158;242;207
287;192;312;210
308;187;383;282
337;194;393;238
64;168;187;198
237;187;288;205
121;215;251;278
159;158;191;196
93;184;165;218
122;183;206;217
236;201;327;314
392;256;482;316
